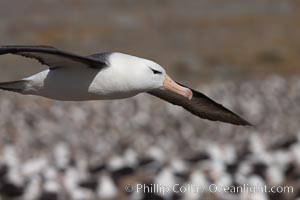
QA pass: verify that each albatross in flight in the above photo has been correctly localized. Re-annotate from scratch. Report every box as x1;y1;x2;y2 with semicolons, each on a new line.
0;45;251;126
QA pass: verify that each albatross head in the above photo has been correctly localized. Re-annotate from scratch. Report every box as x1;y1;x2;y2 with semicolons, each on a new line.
111;53;193;99
126;54;193;99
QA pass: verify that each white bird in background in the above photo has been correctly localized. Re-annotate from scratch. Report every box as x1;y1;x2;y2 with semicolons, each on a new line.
0;45;251;125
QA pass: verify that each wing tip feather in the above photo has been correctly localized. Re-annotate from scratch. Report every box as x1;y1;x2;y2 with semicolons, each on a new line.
231;117;252;126
148;88;252;126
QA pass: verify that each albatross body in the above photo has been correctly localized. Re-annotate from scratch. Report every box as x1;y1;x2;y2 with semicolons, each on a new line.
17;53;172;101
0;45;251;126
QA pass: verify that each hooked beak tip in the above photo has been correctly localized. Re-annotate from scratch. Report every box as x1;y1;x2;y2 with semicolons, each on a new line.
186;89;193;100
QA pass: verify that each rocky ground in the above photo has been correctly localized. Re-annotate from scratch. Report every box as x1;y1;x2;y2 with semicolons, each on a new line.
0;76;299;200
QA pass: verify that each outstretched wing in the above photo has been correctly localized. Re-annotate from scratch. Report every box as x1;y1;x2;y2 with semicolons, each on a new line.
0;45;106;69
148;83;251;126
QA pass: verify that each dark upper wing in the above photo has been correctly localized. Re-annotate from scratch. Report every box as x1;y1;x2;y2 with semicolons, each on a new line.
0;45;106;69
148;83;251;126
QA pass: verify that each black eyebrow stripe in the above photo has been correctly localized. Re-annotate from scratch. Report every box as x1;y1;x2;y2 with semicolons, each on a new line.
149;67;162;74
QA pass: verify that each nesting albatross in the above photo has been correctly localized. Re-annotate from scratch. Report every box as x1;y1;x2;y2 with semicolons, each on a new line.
0;45;251;126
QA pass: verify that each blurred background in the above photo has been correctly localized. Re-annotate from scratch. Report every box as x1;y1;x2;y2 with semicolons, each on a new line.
0;0;300;200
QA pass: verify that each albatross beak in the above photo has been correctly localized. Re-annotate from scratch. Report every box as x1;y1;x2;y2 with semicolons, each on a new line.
163;75;193;100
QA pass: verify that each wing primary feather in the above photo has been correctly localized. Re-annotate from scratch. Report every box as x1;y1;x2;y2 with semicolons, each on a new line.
148;83;251;126
0;45;106;69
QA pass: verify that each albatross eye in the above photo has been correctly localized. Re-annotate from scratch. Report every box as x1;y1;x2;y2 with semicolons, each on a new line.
149;67;162;75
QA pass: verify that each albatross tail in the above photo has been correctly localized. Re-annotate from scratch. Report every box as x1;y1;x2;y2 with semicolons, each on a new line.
0;80;28;93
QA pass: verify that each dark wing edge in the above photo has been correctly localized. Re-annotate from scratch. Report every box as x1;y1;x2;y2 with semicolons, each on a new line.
0;45;106;69
148;83;252;126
